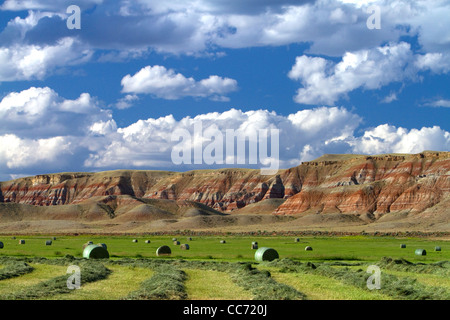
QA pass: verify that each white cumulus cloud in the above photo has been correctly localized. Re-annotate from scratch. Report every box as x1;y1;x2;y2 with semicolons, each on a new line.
0;38;92;81
353;124;450;154
85;107;450;171
121;65;238;101
0;134;72;169
85;107;361;169
0;87;115;179
0;87;449;179
0;87;113;138
288;42;450;105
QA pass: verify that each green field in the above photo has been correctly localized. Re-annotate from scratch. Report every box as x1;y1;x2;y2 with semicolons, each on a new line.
0;235;448;300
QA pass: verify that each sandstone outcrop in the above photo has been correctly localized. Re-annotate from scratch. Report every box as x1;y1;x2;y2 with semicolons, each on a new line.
0;152;448;222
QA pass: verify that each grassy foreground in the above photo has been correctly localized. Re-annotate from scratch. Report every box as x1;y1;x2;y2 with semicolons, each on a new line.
0;235;448;300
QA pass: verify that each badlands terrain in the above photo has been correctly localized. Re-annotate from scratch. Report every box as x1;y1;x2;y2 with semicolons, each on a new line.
0;151;448;234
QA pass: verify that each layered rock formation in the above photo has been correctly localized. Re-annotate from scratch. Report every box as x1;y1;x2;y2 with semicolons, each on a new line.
274;152;449;218
0;152;448;221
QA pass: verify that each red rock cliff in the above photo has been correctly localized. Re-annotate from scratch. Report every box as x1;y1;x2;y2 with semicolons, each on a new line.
0;152;448;218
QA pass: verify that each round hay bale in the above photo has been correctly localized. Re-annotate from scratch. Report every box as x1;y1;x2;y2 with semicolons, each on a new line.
52;237;57;240
145;240;151;244
435;246;441;252
305;246;313;251
83;244;109;259
172;238;177;241
220;240;226;244
180;244;190;250
295;238;300;242
156;245;171;256
132;239;138;243
98;243;107;249
173;240;180;245
11;236;16;240
45;240;52;246
400;244;406;248
251;243;259;250
19;240;25;245
415;249;427;256
255;247;279;262
187;237;192;241
0;242;3;249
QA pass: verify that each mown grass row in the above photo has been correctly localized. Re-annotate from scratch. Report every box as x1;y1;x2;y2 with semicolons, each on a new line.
0;256;448;300
263;258;450;300
378;257;450;277
124;265;188;300
0;261;34;281
0;259;111;300
111;259;306;300
229;263;306;300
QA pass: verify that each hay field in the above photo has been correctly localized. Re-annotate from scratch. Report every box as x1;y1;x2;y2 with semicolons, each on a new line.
0;235;448;300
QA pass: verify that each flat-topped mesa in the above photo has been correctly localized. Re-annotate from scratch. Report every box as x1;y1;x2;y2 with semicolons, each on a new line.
0;152;448;216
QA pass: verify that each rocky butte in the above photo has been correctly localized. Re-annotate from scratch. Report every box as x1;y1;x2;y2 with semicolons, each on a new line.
0;151;448;233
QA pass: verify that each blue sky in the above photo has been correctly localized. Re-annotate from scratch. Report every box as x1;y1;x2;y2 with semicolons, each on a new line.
0;0;449;180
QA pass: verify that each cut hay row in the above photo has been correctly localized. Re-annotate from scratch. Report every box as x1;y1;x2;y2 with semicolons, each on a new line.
0;261;34;281
165;260;306;300
0;261;111;300
0;264;68;296
324;265;450;300
108;259;306;300
263;258;450;300
375;267;450;292
0;256;448;300
266;267;392;300
124;265;187;300
147;259;307;300
377;257;450;277
57;265;155;300
229;263;307;300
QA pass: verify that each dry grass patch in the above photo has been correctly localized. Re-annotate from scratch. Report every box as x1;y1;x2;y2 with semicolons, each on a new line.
185;269;252;300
